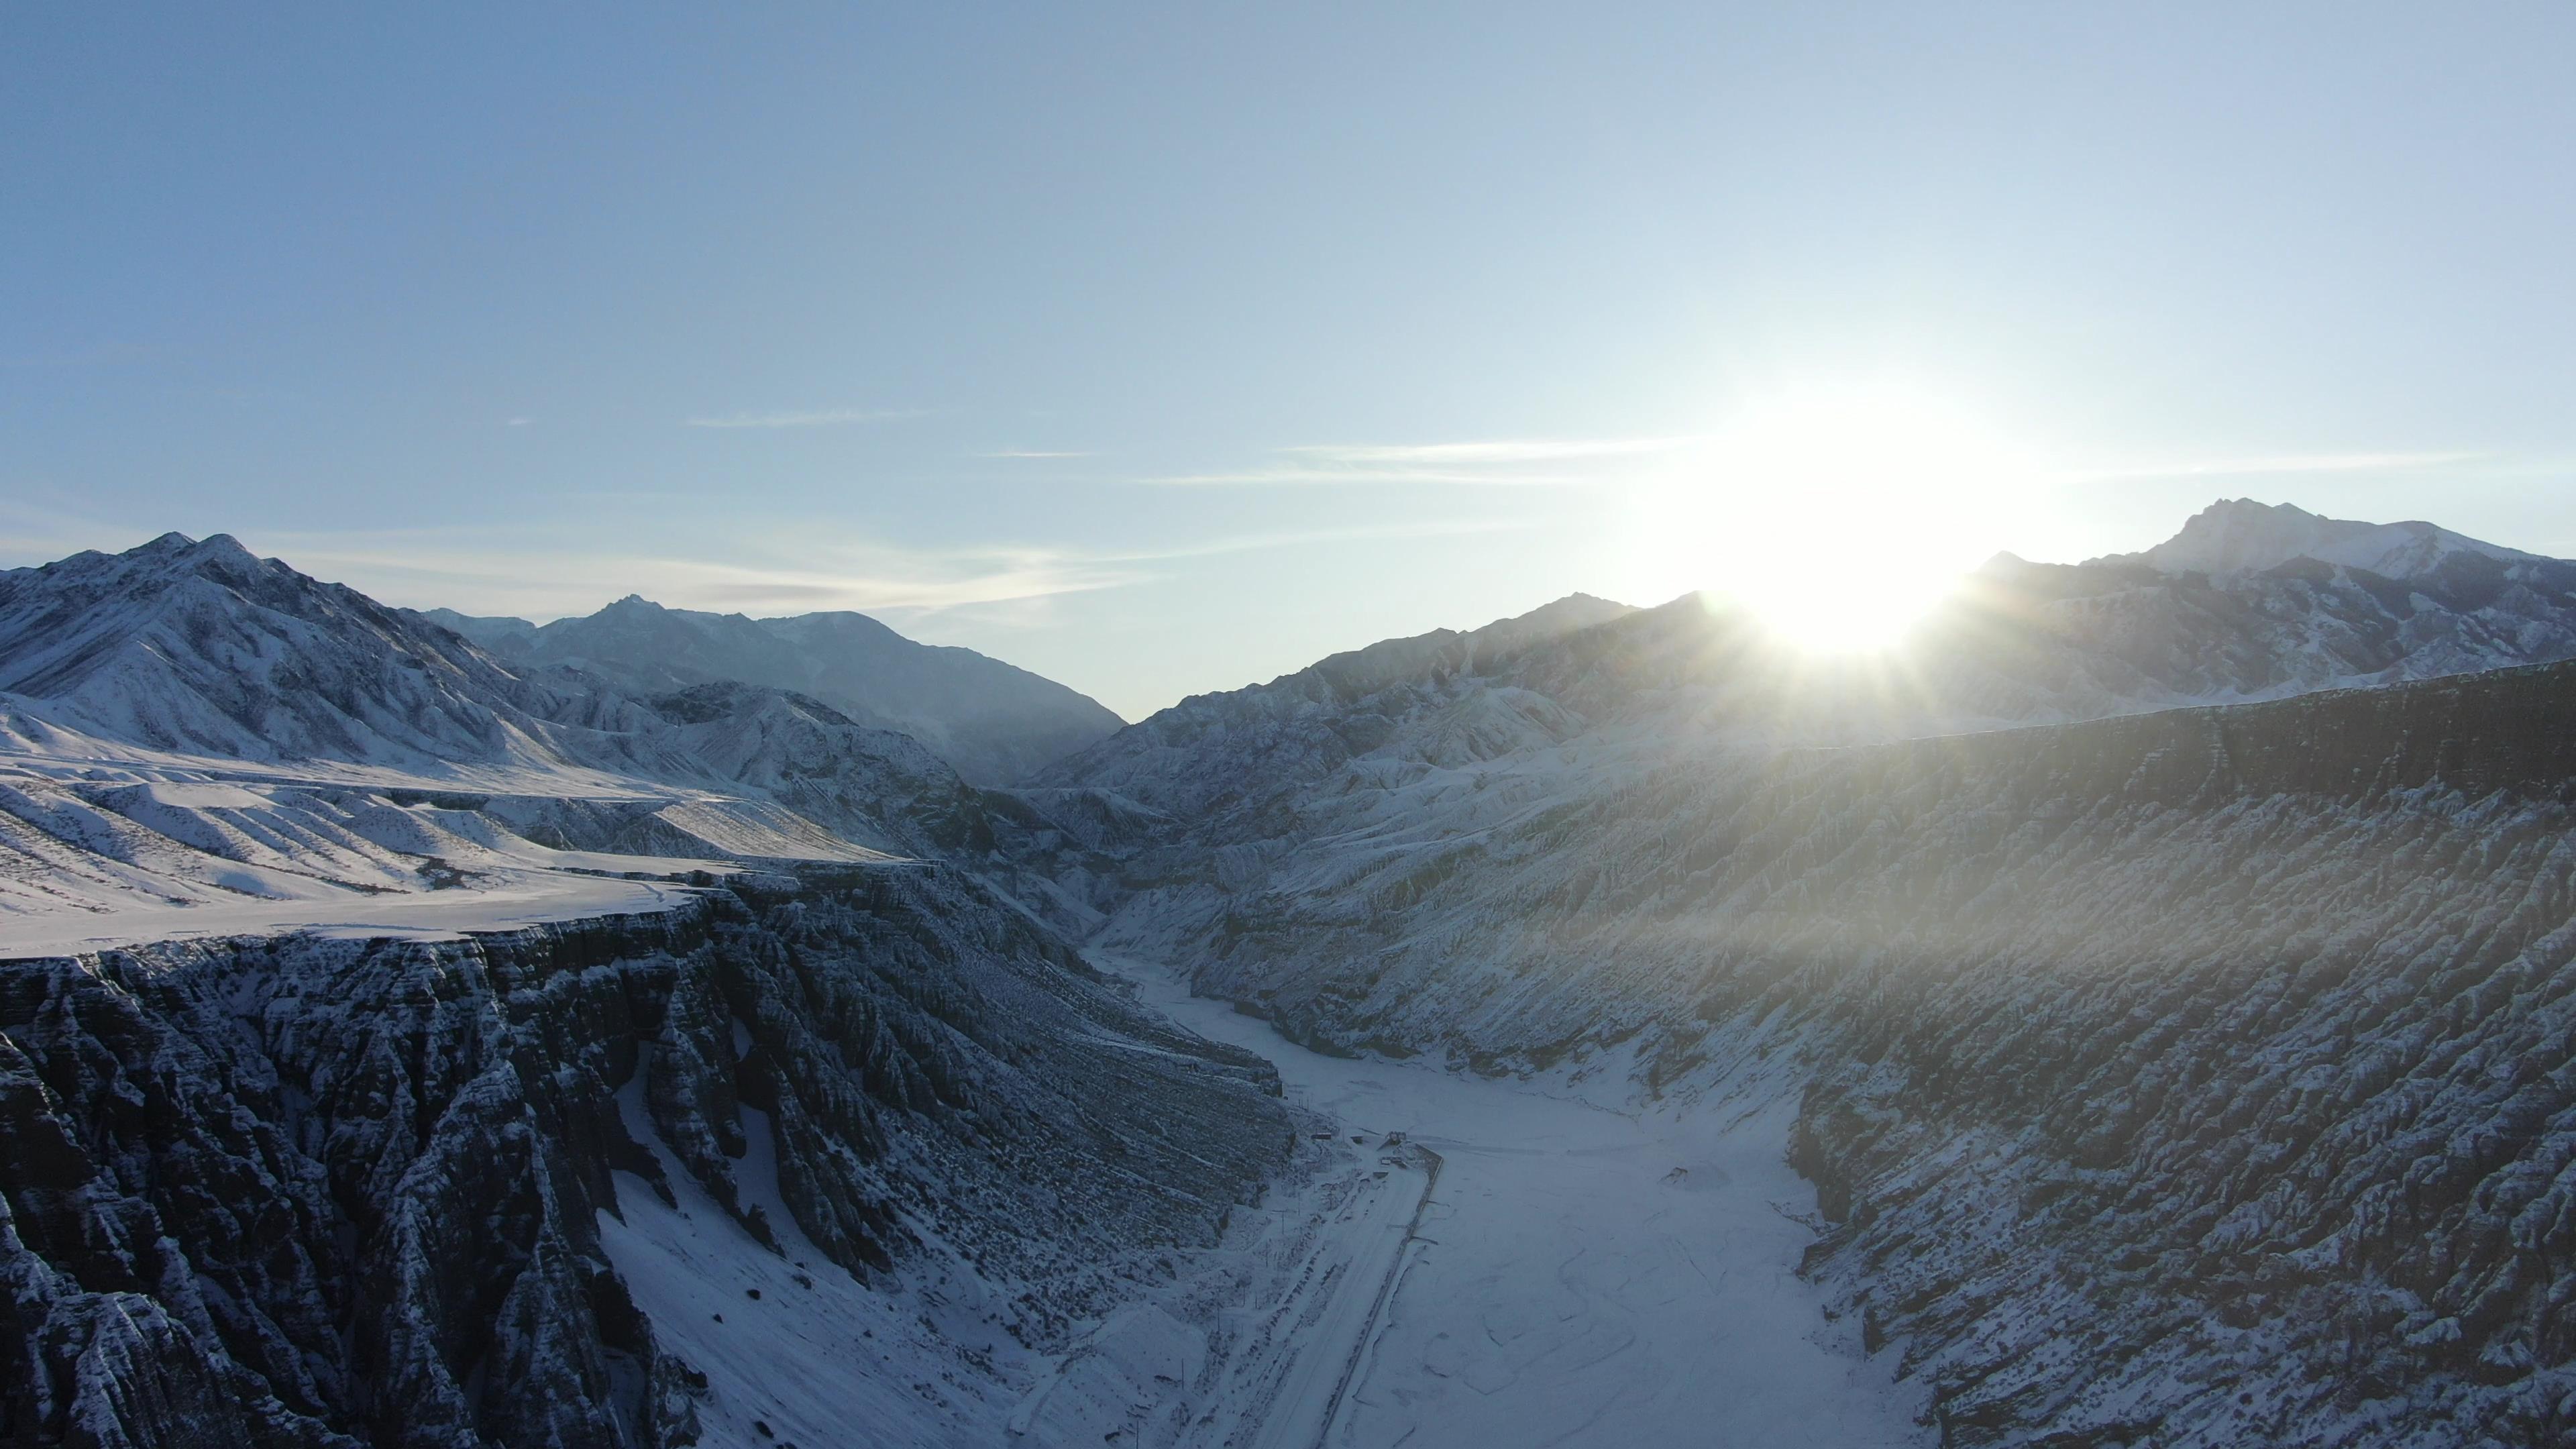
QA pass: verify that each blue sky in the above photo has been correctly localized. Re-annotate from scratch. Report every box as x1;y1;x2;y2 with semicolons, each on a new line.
7;5;2574;717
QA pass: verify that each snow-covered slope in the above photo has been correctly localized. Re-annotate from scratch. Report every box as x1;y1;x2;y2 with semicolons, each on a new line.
419;606;536;651
1158;662;2576;1443
0;533;558;771
1029;592;1631;824
0;535;1130;947
439;595;1124;785
1044;500;2576;848
2112;496;2542;578
1034;504;2576;1446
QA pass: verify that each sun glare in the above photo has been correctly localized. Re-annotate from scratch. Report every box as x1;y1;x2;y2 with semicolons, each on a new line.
1621;383;2041;651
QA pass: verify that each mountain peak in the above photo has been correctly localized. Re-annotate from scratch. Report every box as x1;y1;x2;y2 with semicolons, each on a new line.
2114;498;2542;580
1467;592;1637;650
123;531;262;572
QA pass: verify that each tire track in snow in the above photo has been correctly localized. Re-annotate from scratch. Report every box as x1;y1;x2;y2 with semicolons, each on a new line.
1309;1143;1442;1449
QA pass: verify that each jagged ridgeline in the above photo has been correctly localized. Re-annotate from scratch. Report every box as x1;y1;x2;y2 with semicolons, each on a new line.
1132;660;2576;1445
0;867;1287;1448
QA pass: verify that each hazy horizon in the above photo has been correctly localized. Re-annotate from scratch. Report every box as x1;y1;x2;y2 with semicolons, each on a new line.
15;488;2551;721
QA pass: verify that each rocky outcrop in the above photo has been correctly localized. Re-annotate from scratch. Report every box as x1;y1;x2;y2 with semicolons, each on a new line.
0;867;1287;1448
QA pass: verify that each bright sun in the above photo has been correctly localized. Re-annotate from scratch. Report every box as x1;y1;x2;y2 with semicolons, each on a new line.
1620;382;2040;651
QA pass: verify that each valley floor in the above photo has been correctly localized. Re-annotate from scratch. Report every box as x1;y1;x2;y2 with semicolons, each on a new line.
1110;953;1932;1449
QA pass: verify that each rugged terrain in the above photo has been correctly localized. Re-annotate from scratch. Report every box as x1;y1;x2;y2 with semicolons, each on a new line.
1031;506;2576;1446
9;500;2576;1446
1;868;1287;1447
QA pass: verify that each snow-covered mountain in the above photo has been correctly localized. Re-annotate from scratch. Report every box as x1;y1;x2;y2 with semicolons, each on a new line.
419;606;535;650
12;502;2576;1448
2108;496;2543;578
433;594;1122;785
0;535;1285;1447
0;534;1124;941
1;533;555;771
1102;659;2576;1444
1043;500;2576;837
1024;502;2576;1446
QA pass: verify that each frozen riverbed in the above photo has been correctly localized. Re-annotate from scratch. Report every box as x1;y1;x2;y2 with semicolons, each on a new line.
1112;953;1931;1449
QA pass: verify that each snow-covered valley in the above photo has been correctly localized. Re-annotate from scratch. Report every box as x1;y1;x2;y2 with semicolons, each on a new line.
1118;953;1930;1449
10;504;2576;1446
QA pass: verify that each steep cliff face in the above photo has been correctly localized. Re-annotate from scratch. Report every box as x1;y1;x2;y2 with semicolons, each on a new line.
0;869;1287;1448
1114;662;2576;1445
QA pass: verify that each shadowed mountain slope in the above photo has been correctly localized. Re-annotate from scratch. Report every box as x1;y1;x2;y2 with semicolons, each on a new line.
437;596;1122;785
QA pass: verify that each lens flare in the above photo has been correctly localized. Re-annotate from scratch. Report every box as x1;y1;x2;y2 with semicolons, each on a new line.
1620;383;2041;651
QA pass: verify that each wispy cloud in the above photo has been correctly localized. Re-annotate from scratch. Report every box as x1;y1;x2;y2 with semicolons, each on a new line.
1289;437;1700;465
74;513;1536;628
1144;435;1695;488
2063;449;2484;482
684;406;924;430
256;534;1132;621
1097;516;1536;564
1142;466;1591;487
503;417;533;428
979;449;1093;459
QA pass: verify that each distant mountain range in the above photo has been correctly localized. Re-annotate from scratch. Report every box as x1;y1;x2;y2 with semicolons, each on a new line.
11;498;2576;1448
0;533;1091;919
1039;498;2576;828
423;596;1123;786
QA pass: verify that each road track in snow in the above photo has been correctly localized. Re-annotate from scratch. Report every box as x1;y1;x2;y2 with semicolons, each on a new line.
1307;1144;1442;1449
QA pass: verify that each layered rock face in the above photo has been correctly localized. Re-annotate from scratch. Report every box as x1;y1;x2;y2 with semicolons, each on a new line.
0;868;1286;1448
1109;661;2576;1445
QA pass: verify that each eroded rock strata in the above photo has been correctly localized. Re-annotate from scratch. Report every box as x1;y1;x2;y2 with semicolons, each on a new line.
0;867;1285;1448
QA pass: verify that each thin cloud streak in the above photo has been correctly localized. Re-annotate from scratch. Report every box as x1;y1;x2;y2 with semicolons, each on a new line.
2063;449;2485;482
1289;436;1701;464
1146;434;1698;487
684;407;924;429
980;449;1093;459
1097;516;1537;565
74;515;1542;626
1142;466;1591;487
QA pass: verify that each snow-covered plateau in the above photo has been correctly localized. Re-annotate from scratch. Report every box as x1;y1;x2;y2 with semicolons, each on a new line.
9;500;2576;1446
